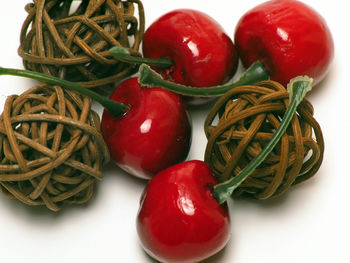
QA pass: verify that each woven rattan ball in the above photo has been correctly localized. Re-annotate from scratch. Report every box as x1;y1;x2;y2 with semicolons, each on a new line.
0;83;110;211
18;0;145;88
204;80;324;200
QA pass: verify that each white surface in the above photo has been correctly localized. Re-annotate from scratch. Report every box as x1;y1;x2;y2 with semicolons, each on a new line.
0;1;347;262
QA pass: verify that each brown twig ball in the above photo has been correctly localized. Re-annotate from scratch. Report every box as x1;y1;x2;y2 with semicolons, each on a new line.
204;80;324;200
18;0;145;88
0;83;110;211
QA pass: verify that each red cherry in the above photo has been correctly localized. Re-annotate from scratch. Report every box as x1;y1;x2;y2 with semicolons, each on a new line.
142;9;238;88
100;77;191;179
234;0;334;86
137;160;230;263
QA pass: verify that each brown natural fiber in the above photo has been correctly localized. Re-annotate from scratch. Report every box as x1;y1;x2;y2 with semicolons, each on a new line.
0;83;110;211
18;0;145;88
204;80;324;200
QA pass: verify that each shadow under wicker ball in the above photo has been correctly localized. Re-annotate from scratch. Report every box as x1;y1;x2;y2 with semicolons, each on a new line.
18;0;145;88
0;83;110;211
204;80;324;200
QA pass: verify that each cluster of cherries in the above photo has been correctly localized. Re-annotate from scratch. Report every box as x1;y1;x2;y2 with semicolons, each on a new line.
0;1;333;262
104;1;333;262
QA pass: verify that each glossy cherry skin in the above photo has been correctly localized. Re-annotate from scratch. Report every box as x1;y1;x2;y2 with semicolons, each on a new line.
100;77;191;179
137;160;231;263
143;9;238;89
234;0;334;87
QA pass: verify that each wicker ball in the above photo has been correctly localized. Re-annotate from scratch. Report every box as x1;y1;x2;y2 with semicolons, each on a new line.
18;0;145;88
204;80;324;200
0;84;110;211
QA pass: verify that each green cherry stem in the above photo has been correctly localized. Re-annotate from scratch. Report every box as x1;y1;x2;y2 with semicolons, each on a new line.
0;66;126;117
109;46;269;97
138;61;269;97
212;76;313;204
109;46;172;68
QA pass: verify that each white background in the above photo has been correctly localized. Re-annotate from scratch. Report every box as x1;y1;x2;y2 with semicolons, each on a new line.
0;1;348;262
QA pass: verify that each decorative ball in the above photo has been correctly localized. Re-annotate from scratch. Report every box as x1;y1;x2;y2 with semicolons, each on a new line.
0;84;110;211
18;0;145;88
204;80;324;200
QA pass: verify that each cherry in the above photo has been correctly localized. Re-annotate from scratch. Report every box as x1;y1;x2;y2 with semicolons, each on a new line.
110;9;239;104
142;9;238;88
100;77;191;179
136;76;313;263
137;160;230;263
234;0;334;86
